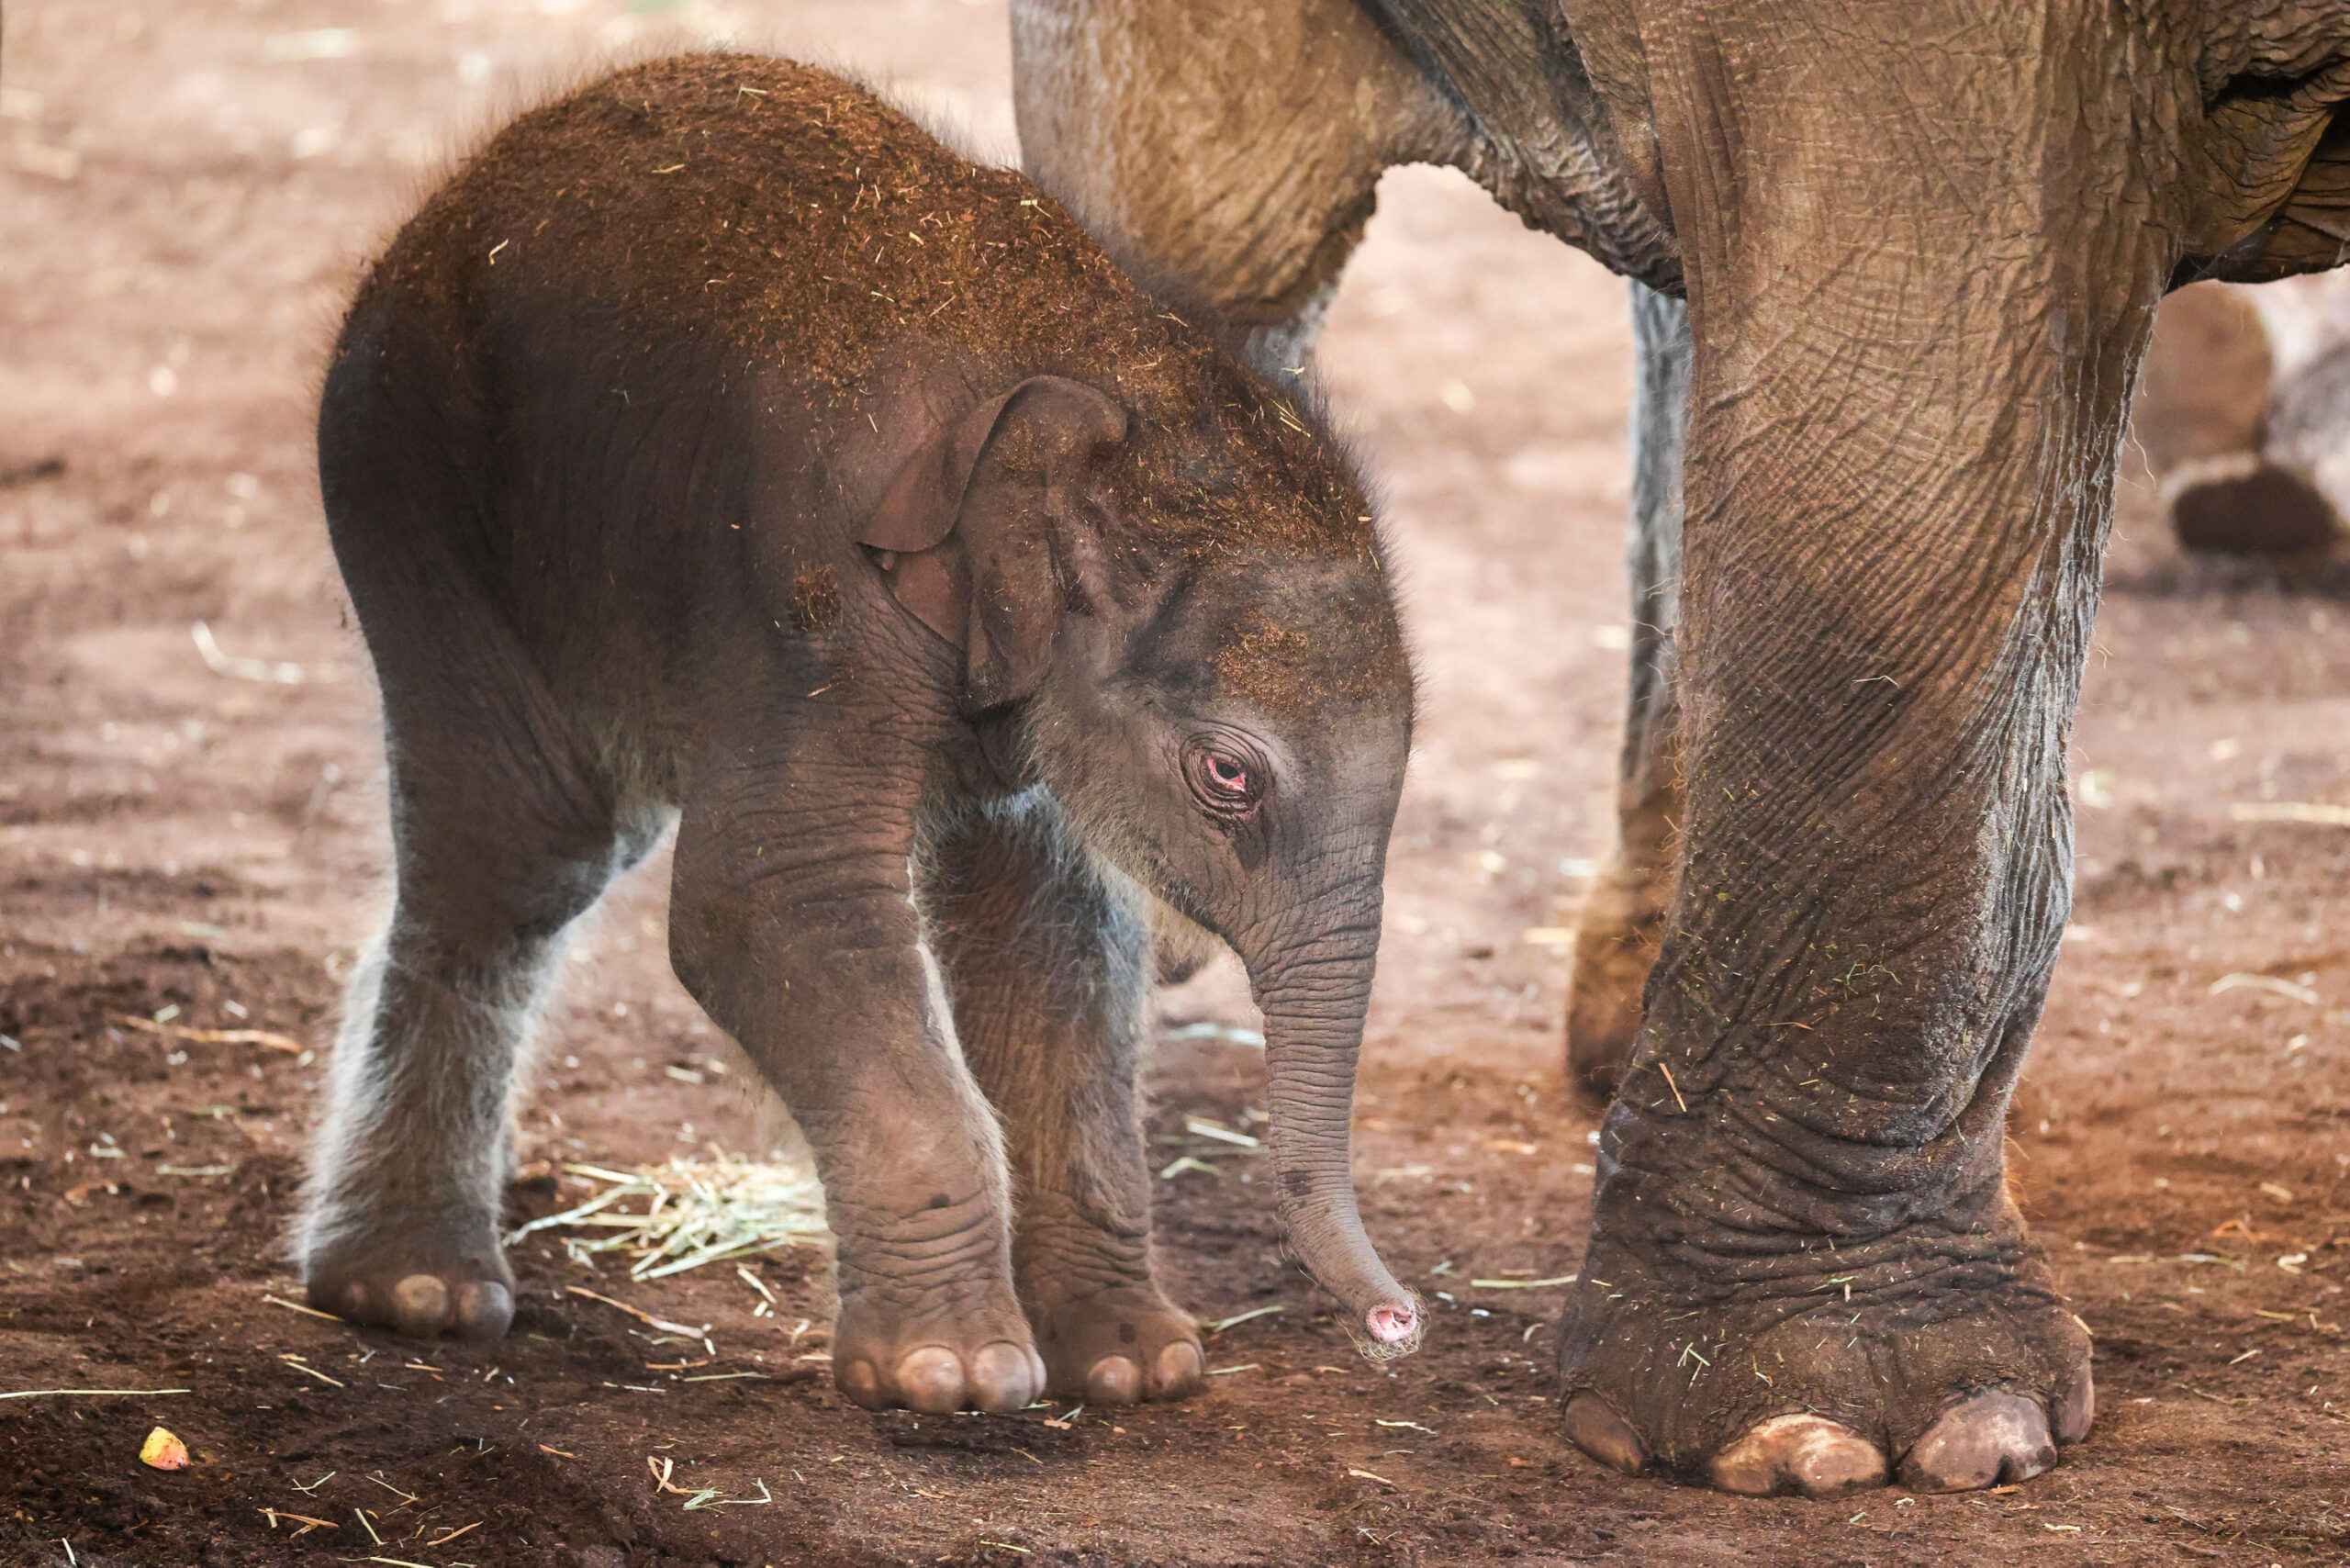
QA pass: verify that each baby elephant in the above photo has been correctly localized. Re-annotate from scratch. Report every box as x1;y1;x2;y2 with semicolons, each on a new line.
300;55;1422;1415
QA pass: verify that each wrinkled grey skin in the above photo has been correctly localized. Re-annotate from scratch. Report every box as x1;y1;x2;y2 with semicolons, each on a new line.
297;59;1423;1419
1012;0;2350;1495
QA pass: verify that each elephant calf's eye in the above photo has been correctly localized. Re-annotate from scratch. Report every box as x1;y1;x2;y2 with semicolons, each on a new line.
1183;734;1268;819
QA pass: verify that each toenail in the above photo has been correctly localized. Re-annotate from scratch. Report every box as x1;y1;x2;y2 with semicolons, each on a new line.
390;1274;450;1335
896;1346;969;1415
1151;1339;1203;1398
452;1281;514;1341
968;1341;1038;1414
2053;1369;2095;1444
1709;1414;1886;1498
1562;1393;1647;1475
838;1359;884;1409
1084;1355;1143;1406
1898;1391;2056;1493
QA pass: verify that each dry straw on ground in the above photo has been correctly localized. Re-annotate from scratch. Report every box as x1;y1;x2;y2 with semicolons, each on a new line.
508;1155;830;1282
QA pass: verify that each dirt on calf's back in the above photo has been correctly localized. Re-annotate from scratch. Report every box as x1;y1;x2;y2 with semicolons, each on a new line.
453;59;1113;371
352;55;1377;573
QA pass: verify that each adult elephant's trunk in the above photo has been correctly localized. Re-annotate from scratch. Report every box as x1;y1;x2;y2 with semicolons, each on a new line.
1237;912;1420;1354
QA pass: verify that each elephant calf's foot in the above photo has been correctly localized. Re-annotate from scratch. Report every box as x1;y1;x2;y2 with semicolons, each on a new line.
1025;1278;1203;1404
1558;1236;2092;1496
833;1277;1045;1416
302;1206;515;1340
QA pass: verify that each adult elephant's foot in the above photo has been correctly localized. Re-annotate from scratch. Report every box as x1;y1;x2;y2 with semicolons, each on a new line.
1024;1277;1204;1404
301;1203;515;1340
832;1275;1045;1416
1556;1070;2092;1495
1564;864;1667;1099
1559;1239;2090;1495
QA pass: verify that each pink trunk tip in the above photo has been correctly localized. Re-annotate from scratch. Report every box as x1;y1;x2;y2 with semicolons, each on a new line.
1365;1301;1417;1345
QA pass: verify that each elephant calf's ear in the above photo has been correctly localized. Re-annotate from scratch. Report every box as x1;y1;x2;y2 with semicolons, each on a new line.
857;375;1129;708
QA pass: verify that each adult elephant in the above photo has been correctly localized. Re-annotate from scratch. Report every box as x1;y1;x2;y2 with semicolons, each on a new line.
1010;0;2350;1496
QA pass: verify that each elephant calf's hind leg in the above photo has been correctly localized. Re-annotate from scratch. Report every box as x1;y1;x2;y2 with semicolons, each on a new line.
299;658;626;1339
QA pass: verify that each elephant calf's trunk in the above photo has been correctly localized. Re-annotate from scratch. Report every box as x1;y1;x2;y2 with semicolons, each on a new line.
1279;1161;1421;1352
1256;978;1421;1356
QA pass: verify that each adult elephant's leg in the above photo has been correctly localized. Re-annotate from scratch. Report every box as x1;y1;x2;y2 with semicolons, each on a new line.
1557;6;2174;1495
1010;0;1460;384
924;792;1204;1406
1567;280;1688;1097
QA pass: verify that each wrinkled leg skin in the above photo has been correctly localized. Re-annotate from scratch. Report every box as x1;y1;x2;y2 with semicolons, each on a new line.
299;464;641;1340
299;772;634;1339
1566;283;1687;1098
927;795;1205;1406
666;721;1045;1417
1549;6;2168;1496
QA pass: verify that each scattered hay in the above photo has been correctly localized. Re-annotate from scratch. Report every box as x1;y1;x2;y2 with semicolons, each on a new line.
648;1455;774;1511
509;1155;829;1282
2232;801;2350;827
2208;972;2321;1004
1203;1304;1285;1335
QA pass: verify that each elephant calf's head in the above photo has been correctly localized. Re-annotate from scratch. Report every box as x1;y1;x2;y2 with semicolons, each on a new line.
861;358;1423;1352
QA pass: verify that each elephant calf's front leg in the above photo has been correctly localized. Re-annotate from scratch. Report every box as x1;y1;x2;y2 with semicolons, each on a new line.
926;795;1204;1406
670;755;1043;1416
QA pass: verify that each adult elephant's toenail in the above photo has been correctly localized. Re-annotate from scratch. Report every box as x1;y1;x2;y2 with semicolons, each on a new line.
1083;1354;1142;1406
1151;1339;1203;1398
837;1359;885;1409
452;1280;514;1341
389;1274;450;1336
2053;1368;2095;1444
968;1341;1040;1414
895;1347;968;1415
1898;1390;2056;1492
1562;1393;1647;1475
1709;1414;1886;1497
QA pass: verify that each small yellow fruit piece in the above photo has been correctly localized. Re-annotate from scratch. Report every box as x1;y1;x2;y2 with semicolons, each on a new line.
139;1427;188;1471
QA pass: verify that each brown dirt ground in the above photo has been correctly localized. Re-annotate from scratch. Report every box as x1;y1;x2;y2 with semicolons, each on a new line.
6;3;2350;1564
